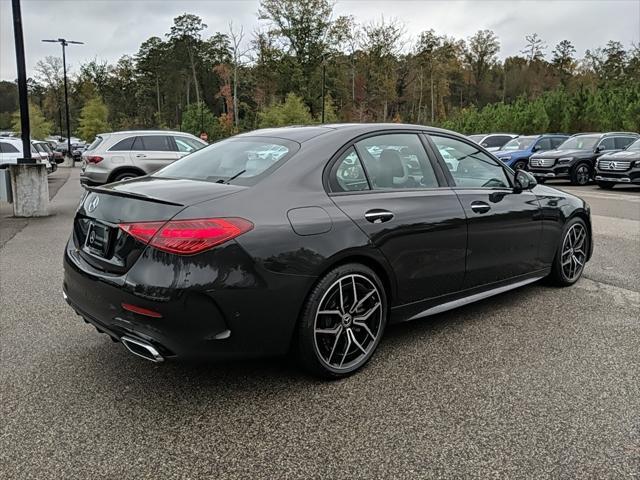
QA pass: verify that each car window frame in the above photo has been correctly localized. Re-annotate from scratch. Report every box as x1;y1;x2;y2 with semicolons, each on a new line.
323;129;448;196
614;135;638;150
328;146;372;193
596;136;616;151
424;132;515;190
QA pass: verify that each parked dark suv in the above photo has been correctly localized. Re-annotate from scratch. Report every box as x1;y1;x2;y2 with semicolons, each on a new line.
595;138;640;189
528;132;639;185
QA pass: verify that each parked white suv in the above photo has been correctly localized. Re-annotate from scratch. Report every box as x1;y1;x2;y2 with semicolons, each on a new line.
80;130;207;185
0;138;50;171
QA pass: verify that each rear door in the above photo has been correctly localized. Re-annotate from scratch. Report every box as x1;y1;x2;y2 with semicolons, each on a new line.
427;134;543;289
132;135;179;174
328;132;467;304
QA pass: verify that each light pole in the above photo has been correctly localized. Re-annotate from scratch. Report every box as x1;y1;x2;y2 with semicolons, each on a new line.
42;38;83;160
11;0;31;163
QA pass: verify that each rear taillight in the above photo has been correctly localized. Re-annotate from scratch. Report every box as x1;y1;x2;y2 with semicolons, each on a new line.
118;218;253;255
86;156;103;164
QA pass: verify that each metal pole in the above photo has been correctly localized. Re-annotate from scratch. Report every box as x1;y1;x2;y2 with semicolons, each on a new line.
11;0;32;163
61;41;72;160
321;60;326;124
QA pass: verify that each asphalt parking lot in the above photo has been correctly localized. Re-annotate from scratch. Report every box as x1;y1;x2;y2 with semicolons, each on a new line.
1;169;638;479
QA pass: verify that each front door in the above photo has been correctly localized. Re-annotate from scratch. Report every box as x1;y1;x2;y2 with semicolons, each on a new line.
131;135;179;174
428;134;543;289
328;132;467;305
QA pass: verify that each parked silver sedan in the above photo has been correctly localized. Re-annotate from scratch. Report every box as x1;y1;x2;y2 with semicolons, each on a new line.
80;130;207;185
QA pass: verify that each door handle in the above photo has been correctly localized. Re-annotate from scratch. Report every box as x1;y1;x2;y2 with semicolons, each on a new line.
470;201;491;214
135;154;147;158
365;209;394;223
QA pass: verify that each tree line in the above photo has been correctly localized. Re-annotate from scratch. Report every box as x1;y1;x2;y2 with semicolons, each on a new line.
1;0;639;142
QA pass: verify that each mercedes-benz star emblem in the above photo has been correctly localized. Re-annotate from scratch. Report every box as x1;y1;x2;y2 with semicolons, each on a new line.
89;231;96;244
608;162;616;169
87;195;99;212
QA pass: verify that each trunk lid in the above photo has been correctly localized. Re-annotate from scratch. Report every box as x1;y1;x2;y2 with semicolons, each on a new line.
74;177;245;274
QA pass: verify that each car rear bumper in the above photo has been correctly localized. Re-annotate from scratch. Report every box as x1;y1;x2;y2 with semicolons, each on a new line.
63;237;314;361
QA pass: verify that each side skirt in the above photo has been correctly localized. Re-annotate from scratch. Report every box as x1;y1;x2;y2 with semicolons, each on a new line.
390;269;549;323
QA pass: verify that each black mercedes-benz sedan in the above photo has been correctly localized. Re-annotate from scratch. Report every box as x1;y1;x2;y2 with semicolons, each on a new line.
63;124;593;378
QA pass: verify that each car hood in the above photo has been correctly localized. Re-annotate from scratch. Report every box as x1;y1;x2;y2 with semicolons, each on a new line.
598;150;640;161
531;149;588;159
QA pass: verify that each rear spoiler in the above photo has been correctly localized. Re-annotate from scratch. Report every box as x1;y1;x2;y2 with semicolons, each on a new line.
84;185;184;207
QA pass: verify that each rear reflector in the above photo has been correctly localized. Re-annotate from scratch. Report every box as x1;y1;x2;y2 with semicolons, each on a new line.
86;156;103;164
121;303;163;318
119;218;253;255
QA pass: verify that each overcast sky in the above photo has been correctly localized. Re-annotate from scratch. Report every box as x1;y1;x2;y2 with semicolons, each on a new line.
1;0;639;81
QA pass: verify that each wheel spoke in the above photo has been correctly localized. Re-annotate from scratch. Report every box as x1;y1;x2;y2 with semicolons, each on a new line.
338;278;345;314
351;276;358;312
339;329;352;367
351;289;375;314
315;324;342;335
327;326;344;364
348;329;367;355
318;309;342;317
353;320;376;340
354;302;380;322
572;255;583;267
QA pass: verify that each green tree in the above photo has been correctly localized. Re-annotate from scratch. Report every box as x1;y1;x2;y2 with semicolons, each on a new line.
11;101;52;139
258;93;313;127
77;97;110;141
181;102;217;136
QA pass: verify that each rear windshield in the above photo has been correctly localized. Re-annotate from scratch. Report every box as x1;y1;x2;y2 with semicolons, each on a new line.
502;136;536;151
558;135;600;150
154;136;299;186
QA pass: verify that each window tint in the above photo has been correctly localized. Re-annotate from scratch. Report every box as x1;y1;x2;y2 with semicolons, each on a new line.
551;137;566;148
598;137;616;150
0;142;19;153
175;136;205;153
614;136;637;149
354;133;438;189
34;144;45;153
154;137;297;186
109;136;135;151
140;135;174;151
332;147;370;192
483;135;511;148
535;138;552;150
431;135;511;189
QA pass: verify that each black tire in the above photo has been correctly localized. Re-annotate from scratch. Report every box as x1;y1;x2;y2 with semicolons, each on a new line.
548;217;589;287
512;160;527;171
112;171;140;182
596;181;615;190
570;162;591;186
296;263;388;379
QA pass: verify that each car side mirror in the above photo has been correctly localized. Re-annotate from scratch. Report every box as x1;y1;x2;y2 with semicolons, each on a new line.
514;170;537;192
595;145;604;153
532;145;541;152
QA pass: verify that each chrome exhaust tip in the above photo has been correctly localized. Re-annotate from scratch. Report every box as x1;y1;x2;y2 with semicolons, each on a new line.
121;336;164;363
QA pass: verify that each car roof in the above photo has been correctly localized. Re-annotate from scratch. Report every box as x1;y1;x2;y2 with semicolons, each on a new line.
238;123;461;143
0;138;23;145
571;132;639;137
99;130;198;137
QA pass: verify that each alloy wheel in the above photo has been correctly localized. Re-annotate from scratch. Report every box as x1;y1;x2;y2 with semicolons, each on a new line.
561;223;587;282
313;274;383;371
576;165;590;185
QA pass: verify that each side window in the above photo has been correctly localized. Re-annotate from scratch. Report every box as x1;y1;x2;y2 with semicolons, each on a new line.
354;133;439;189
140;135;174;151
551;137;566;148
483;135;510;149
615;136;636;149
536;138;552;150
175;136;205;153
110;137;136;151
0;142;19;153
598;137;616;151
430;135;511;189
331;147;369;192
